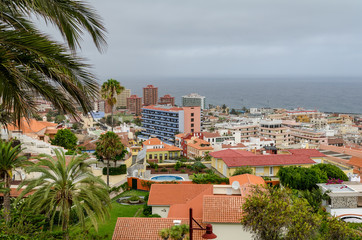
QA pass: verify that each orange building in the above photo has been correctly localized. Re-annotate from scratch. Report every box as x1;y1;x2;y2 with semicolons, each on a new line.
127;95;142;115
143;85;158;106
158;94;175;106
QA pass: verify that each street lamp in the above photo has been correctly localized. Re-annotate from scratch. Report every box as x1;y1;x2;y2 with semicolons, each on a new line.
189;208;217;240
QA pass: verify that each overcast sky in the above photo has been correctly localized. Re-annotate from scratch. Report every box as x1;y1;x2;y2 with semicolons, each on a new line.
47;0;362;80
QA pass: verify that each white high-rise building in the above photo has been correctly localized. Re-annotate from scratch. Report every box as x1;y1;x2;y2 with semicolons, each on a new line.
182;93;206;109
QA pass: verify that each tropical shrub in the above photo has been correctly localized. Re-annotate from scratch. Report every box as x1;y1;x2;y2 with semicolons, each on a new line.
278;166;328;190
129;196;140;201
161;167;167;172
192;161;206;172
50;129;78;150
311;164;349;181
192;173;229;184
143;205;152;216
102;164;126;175
232;166;253;176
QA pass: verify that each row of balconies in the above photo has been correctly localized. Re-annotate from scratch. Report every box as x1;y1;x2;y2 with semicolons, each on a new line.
142;110;178;118
142;120;178;128
142;116;179;123
143;125;178;134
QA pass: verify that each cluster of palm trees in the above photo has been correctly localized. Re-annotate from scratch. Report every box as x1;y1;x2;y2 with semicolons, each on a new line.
0;140;111;239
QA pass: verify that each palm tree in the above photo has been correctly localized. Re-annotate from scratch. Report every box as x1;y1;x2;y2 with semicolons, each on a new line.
96;131;124;187
0;0;107;124
18;149;110;240
101;79;124;131
0;140;28;222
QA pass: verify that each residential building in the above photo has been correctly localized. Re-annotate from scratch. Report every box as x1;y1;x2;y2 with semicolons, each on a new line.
231;125;259;142
182;93;206;109
94;100;105;112
141;105;201;144
186;137;214;159
126;95;142;115
210;148;325;177
318;182;362;222
113;175;267;239
143;85;158;106
259;120;291;147
158;94;175;106
143;138;182;162
289;128;328;145
116;88;131;108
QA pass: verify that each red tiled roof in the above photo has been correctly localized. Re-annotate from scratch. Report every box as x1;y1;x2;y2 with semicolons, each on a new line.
287;149;326;157
202;132;221;138
142;105;183;112
222;143;247;148
221;154;316;167
210;149;255;158
112;218;205;240
186;138;213;150
203;195;244;223
229;174;265;186
7;118;57;134
143;138;182;152
148;184;212;206
349;157;362;168
168;186;213;219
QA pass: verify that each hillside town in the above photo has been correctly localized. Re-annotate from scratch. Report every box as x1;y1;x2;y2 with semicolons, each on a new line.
2;82;362;239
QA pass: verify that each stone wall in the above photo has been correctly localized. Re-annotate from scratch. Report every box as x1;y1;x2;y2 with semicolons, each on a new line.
331;196;358;208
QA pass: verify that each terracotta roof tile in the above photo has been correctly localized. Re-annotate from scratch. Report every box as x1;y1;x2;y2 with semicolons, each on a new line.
144;138;182;152
203;195;244;223
142;105;183;112
186;138;213;150
210;149;255;158
7;118;57;134
148;184;212;206
287;149;326;157
202;132;221;138
112;218;205;240
349;157;362;168
229;174;265;186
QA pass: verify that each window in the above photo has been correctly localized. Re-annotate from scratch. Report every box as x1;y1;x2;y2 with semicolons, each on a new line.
269;167;273;176
191;113;194;117
191;129;194;133
191;118;194;122
149;154;152;159
191;123;194;127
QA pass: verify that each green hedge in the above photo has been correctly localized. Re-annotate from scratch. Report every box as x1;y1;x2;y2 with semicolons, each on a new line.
102;164;127;175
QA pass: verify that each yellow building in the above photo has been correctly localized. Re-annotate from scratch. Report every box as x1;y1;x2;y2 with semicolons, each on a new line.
143;138;182;162
210;149;325;178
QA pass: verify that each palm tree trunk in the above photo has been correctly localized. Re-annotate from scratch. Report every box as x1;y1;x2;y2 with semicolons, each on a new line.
62;208;70;240
111;104;114;132
107;159;110;187
4;173;11;223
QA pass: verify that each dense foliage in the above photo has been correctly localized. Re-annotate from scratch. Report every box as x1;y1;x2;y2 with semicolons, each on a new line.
232;166;253;176
241;185;360;240
102;164;127;175
311;164;349;181
192;173;229;184
50;129;78;150
18;149;111;239
278;166;328;190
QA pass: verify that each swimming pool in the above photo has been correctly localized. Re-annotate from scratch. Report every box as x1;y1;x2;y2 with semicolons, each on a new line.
150;175;184;181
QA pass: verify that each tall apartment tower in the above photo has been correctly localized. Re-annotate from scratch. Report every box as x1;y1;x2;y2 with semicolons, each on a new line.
159;94;175;106
141;105;201;144
182;93;206;109
143;85;158;106
116;89;131;108
127;95;142;115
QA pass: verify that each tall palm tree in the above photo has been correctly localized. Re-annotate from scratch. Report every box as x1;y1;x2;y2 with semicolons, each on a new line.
101;79;124;131
0;0;107;124
18;149;110;240
0;140;28;222
95;131;124;187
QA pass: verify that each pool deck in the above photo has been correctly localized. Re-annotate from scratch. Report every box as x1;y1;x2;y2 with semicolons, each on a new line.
149;173;190;181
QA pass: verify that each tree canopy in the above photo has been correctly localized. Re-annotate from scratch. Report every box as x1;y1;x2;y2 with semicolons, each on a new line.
278;166;328;190
50;129;78;150
311;163;349;181
232;166;253;176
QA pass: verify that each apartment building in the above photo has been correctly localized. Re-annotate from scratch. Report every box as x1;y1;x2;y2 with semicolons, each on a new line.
141;105;201;144
231;125;259;142
116;88;131;108
186;137;214;159
158;94;175;106
259;120;291;147
143;85;158;106
290;128;328;145
182;93;206;109
126;95;142;115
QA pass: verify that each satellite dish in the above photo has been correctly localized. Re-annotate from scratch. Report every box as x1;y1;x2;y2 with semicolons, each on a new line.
232;181;240;190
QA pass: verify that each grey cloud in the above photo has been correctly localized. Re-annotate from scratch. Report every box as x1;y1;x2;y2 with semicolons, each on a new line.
45;0;362;79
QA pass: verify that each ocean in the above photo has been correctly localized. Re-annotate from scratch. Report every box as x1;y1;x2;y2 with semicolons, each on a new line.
114;76;362;114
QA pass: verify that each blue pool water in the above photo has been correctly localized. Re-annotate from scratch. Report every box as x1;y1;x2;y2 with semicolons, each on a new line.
150;175;184;181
